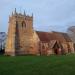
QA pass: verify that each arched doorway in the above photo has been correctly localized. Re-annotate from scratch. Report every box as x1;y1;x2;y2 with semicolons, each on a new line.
53;42;62;55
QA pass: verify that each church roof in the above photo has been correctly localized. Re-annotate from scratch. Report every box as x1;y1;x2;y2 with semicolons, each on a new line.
36;31;72;43
36;31;52;42
52;31;72;42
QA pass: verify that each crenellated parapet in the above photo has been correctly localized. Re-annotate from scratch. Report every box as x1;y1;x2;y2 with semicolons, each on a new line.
9;8;33;22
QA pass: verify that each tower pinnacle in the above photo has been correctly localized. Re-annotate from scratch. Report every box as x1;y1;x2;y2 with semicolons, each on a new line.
24;10;26;16
14;8;17;14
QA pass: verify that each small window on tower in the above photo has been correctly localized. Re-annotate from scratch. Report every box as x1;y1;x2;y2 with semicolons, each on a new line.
22;21;26;28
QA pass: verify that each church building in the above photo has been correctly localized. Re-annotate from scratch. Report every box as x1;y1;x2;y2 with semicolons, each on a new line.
5;9;75;56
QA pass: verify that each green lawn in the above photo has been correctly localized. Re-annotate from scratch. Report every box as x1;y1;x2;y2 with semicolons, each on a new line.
0;54;75;75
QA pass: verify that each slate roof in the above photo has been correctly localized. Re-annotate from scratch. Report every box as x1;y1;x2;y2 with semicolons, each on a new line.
36;31;72;43
52;31;72;42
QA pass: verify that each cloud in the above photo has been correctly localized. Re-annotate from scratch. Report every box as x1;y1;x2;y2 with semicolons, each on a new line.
0;0;75;32
0;0;12;9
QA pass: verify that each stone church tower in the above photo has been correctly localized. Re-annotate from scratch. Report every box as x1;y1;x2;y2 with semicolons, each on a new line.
5;9;39;56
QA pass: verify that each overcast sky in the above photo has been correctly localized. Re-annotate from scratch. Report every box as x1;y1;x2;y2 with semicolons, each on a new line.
0;0;75;33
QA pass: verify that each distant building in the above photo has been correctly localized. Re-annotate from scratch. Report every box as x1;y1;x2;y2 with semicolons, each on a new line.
5;9;75;56
0;32;6;50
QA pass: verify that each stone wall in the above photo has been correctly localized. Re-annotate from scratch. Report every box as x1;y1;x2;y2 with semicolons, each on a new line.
5;16;16;56
5;11;39;56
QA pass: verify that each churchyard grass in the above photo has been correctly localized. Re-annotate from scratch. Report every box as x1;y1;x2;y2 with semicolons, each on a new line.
0;54;75;75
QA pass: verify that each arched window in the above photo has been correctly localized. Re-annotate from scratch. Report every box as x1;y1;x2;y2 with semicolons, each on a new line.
22;21;26;28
